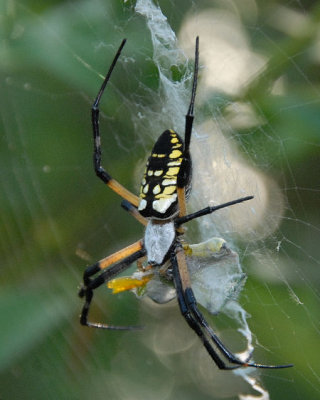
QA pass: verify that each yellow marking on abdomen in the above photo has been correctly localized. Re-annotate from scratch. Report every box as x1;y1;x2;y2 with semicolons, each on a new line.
152;153;166;158
166;167;179;176
167;158;183;166
162;179;177;186
155;186;176;198
169;150;182;159
163;186;176;195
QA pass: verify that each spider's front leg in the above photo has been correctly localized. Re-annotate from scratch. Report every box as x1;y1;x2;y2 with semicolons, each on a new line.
79;240;146;330
91;38;140;208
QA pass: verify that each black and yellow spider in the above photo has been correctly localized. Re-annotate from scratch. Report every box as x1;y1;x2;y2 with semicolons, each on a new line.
78;38;293;370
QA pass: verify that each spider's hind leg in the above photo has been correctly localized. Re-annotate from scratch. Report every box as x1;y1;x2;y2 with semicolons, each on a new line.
171;247;293;369
171;247;238;370
79;240;144;295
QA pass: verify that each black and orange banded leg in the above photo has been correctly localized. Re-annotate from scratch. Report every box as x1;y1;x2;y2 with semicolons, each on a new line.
80;240;144;288
171;247;293;369
79;240;146;330
91;38;140;208
121;199;148;226
171;247;236;370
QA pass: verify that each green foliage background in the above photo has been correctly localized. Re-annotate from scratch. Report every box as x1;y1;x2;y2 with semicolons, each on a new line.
1;1;319;399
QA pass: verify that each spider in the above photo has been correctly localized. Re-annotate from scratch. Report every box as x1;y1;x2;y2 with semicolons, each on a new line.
78;37;293;370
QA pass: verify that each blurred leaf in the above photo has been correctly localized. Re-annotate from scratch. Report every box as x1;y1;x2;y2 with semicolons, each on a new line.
0;288;74;372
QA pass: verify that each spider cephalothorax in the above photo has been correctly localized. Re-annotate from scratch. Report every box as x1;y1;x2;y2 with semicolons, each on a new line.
78;37;293;371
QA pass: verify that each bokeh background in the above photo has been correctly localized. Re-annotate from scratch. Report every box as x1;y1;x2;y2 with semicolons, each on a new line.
1;0;320;399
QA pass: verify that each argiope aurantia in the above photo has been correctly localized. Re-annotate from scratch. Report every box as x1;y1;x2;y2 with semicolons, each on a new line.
78;37;293;370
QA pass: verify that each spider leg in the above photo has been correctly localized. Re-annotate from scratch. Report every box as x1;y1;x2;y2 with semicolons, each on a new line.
177;188;187;218
175;196;254;226
79;241;146;330
79;240;144;291
92;38;140;207
177;37;199;216
172;247;293;369
184;36;199;153
121;199;148;226
172;248;238;370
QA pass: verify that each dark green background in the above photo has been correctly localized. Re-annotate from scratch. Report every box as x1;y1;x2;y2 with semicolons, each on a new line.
1;1;319;399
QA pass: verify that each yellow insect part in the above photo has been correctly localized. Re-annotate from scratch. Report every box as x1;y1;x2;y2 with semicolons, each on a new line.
182;237;226;257
107;275;153;294
171;137;179;144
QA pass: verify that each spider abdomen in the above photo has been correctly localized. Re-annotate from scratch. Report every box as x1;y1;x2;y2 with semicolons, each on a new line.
138;129;186;219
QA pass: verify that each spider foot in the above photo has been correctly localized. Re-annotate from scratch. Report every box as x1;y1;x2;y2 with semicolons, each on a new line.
237;350;293;369
243;360;294;369
85;321;144;331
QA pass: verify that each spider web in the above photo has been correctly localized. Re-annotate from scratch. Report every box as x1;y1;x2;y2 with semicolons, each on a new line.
1;0;320;399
